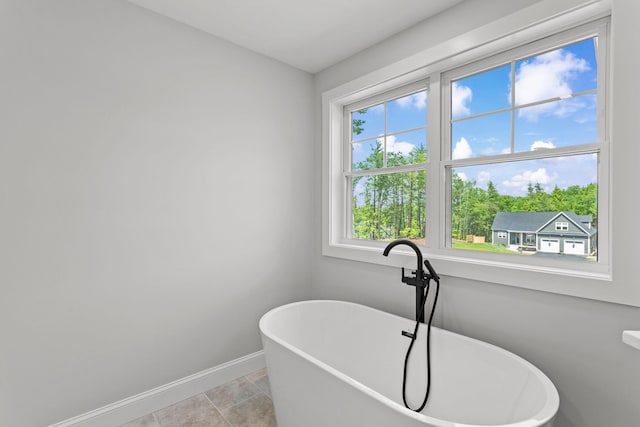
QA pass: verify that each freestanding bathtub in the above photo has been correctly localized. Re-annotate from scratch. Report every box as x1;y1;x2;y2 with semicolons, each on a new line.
259;300;558;427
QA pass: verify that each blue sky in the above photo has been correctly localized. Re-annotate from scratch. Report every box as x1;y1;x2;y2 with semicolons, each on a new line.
451;37;598;195
351;37;599;197
351;92;427;170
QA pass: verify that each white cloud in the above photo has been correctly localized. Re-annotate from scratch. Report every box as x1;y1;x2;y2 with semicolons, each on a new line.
396;92;427;110
502;168;558;192
452;82;472;117
530;140;556;151
457;172;468;182
352;142;362;152
552;99;587;118
477;171;491;184
383;135;414;156
513;49;590;121
452;137;473;160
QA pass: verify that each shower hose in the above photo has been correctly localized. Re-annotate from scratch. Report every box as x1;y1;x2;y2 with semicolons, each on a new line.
402;274;440;412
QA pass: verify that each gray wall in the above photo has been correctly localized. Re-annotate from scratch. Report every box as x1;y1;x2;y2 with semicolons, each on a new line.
2;0;639;426
312;1;640;427
0;1;313;426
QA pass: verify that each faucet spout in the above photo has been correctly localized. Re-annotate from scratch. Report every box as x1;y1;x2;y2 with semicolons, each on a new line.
383;239;426;323
382;239;423;269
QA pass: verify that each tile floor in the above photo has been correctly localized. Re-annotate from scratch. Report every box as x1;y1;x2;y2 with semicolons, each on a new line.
120;368;277;427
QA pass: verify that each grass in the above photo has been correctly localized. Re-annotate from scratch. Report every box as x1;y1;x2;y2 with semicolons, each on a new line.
451;240;514;254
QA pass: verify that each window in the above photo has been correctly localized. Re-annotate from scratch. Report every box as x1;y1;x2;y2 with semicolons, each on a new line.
346;82;428;241
443;28;606;264
323;12;611;296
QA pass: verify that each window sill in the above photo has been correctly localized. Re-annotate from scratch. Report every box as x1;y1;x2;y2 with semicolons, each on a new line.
323;240;613;302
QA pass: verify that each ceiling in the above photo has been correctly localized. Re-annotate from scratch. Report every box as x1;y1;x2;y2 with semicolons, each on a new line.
127;0;466;73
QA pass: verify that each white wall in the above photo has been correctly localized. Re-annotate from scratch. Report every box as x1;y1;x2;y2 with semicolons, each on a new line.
0;1;313;426
313;1;640;426
2;0;638;426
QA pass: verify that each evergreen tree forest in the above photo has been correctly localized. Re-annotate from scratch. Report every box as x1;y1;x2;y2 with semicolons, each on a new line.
449;176;597;242
349;111;597;244
351;142;597;243
352;141;426;240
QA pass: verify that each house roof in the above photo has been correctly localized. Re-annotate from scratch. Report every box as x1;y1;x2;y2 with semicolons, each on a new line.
491;211;596;236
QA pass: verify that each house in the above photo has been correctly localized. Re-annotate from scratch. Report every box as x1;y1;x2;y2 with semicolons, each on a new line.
491;212;597;256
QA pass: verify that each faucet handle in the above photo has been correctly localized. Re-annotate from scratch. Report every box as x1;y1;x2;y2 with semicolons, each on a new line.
423;259;440;281
401;267;424;287
401;267;416;279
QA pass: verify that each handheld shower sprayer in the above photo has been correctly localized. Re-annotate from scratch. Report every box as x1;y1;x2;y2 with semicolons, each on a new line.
382;239;441;413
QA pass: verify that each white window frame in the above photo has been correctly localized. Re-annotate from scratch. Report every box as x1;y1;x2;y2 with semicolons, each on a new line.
321;1;623;304
440;21;608;267
556;222;570;231
344;81;428;241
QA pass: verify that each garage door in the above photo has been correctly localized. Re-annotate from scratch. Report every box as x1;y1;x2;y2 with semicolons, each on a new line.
564;240;585;255
540;238;560;253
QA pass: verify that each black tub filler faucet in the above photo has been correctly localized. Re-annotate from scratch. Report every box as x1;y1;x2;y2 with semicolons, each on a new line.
382;239;441;412
382;239;439;323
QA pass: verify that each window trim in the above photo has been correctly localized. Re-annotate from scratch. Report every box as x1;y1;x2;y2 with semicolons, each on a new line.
344;80;429;242
439;18;609;273
321;0;626;305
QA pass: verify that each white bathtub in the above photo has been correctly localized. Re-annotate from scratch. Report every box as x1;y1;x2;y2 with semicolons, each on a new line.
259;300;558;427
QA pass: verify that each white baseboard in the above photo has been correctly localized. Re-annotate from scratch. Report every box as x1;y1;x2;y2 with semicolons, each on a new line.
48;351;265;427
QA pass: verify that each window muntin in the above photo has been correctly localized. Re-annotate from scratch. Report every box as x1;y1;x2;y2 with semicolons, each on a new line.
513;38;597;106
450;38;598;161
346;85;428;241
444;32;603;263
351;107;384;141
326;17;610;289
387;92;428;133
514;94;597;152
452;111;511;159
452;65;512;119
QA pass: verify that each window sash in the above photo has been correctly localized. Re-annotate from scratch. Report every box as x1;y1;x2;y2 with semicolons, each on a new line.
323;12;611;284
343;80;428;176
439;19;608;266
343;81;429;242
442;19;609;164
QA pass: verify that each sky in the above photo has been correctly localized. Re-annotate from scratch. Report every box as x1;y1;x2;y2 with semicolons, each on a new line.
351;37;599;197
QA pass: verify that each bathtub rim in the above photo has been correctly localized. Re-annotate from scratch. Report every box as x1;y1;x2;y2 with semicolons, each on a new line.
259;299;559;427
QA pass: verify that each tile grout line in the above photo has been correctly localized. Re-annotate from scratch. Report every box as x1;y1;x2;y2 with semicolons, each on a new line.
203;392;234;427
219;376;269;410
213;390;271;418
134;370;272;427
244;372;271;397
150;412;161;427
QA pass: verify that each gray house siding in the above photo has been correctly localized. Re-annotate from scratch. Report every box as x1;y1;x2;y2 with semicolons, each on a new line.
538;214;585;235
491;211;596;256
492;230;509;246
537;212;596;255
